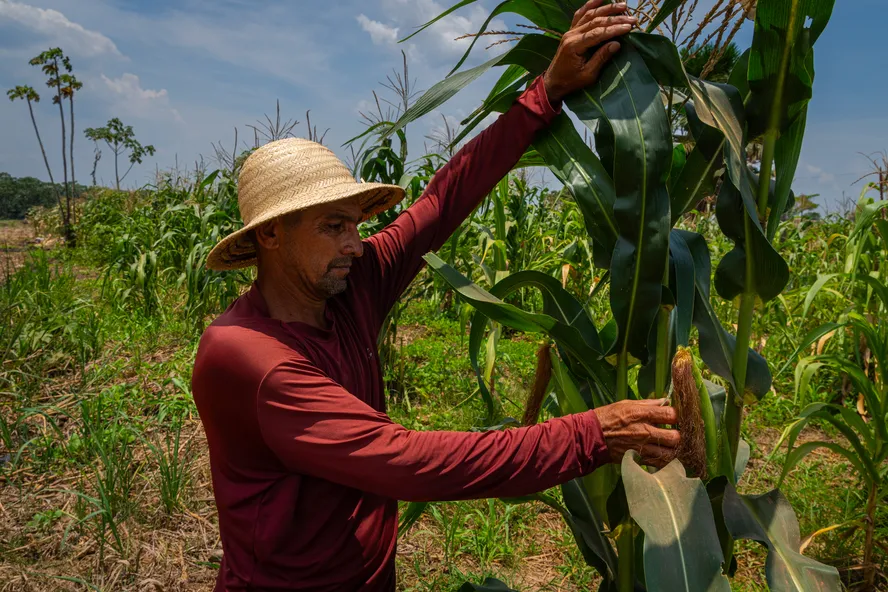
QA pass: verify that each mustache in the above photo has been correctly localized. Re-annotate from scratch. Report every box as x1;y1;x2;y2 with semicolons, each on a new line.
327;257;353;270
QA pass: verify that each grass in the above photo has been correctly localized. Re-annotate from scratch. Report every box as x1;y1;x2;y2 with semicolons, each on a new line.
0;197;885;592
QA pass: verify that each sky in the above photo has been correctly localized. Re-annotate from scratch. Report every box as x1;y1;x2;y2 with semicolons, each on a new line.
0;0;883;213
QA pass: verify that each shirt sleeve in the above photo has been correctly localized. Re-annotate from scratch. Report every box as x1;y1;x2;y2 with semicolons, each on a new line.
255;357;608;503
361;75;562;319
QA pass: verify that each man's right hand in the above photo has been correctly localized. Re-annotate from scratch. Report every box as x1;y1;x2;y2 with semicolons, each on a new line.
592;398;680;468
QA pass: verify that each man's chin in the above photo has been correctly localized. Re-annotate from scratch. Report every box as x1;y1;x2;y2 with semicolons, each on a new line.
317;277;348;298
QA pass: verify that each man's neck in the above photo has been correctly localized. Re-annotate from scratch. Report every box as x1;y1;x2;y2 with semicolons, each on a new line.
257;269;328;329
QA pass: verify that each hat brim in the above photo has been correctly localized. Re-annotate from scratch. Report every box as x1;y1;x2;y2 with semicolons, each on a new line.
205;181;405;271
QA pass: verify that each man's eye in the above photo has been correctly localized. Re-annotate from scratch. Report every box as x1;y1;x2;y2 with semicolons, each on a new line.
328;223;343;232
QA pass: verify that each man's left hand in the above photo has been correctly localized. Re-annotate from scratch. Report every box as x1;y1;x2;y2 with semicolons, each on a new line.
543;0;637;103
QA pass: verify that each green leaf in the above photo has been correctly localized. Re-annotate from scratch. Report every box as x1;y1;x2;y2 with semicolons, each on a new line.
777;403;877;485
532;113;618;256
398;501;428;535
802;274;841;318
513;148;547;169
714;172;790;302
402;0;574;75
562;478;619;580
747;0;837;235
678;230;772;398
380;34;559;143
645;0;685;33
567;44;672;365
669;102;724;222
734;439;750;483
622;452;732;592
775;321;844;378
549;351;620;527
722;484;842;592
668;231;696;347
426;255;616;404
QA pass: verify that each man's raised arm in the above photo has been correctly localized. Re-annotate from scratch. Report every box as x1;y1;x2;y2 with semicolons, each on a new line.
359;0;637;317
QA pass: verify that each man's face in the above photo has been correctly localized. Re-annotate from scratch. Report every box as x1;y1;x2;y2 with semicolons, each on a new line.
256;197;364;299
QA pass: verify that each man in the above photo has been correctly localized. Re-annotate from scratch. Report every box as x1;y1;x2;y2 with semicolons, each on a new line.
192;2;680;590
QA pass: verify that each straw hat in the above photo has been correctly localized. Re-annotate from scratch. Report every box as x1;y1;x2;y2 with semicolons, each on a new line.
206;138;405;271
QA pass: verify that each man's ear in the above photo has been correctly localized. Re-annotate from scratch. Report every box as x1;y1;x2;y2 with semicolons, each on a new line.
254;219;280;251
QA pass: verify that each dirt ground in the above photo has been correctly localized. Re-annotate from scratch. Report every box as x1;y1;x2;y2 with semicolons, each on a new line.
0;220;36;281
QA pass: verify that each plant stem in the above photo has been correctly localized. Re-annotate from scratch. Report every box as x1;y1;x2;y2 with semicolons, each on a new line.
617;352;629;400
617;522;635;592
863;480;878;588
654;305;671;398
654;262;671;398
756;130;777;214
726;291;754;465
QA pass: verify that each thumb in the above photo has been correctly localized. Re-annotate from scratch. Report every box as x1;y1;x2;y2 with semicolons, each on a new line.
583;41;620;83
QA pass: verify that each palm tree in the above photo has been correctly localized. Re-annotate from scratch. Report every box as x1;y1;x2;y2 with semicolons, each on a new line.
6;85;64;218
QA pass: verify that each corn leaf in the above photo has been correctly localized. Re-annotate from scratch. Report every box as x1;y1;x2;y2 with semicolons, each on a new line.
622;452;732;592
677;230;772;398
424;255;616;406
746;0;836;238
373;34;559;144
723;484;842;592
532;113;618;258
566;44;672;365
401;0;576;75
645;0;685;33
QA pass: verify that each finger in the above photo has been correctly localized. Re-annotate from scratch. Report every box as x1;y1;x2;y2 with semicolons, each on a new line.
637;444;677;469
571;0;604;28
576;22;634;54
574;13;637;35
579;42;619;83
644;426;681;448
576;1;628;28
631;402;679;425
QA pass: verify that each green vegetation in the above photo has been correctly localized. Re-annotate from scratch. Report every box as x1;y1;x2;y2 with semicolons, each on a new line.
0;173;68;220
1;1;885;590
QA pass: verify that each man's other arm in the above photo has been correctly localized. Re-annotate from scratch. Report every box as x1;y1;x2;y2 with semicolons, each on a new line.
361;75;561;318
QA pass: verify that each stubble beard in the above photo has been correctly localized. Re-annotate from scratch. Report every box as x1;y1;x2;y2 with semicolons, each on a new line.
317;274;347;298
316;256;353;298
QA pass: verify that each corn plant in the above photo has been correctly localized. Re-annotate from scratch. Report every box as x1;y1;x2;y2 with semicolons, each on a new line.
776;196;888;588
61;395;139;562
142;420;193;515
387;0;839;589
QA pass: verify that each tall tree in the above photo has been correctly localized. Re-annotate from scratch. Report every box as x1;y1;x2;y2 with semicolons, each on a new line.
60;73;82;222
6;85;64;223
29;48;75;245
84;118;156;190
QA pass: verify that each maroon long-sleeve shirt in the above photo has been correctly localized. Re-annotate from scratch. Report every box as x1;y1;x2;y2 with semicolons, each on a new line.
192;75;609;592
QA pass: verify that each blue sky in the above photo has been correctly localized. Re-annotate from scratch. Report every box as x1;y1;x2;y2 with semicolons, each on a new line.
0;0;882;213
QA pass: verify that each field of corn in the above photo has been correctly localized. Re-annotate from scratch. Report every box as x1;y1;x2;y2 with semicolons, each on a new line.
2;0;887;590
0;166;885;590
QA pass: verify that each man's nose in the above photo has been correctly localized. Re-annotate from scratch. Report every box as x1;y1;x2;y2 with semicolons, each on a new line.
343;228;363;258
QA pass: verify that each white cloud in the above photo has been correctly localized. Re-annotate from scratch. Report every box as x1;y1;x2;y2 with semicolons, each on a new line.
0;0;122;57
366;0;509;63
101;73;182;122
804;163;836;184
357;14;399;46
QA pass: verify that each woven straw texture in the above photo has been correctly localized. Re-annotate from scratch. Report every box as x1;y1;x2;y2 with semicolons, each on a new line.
206;138;404;271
